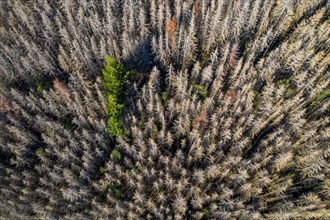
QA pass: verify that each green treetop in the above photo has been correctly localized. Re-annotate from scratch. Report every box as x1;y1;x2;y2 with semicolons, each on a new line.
101;55;130;138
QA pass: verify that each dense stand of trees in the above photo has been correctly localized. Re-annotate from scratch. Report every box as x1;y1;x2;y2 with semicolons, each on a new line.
0;0;329;219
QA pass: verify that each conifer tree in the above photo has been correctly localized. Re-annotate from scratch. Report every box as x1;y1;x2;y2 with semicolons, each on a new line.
0;0;329;219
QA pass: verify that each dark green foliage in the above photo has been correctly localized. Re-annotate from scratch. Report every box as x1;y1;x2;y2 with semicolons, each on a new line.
137;120;144;128
102;55;130;138
102;56;130;98
309;89;330;109
278;79;295;99
202;208;210;218
99;167;106;174
286;172;296;179
35;80;53;93
0;0;329;219
161;91;169;104
111;149;122;162
253;91;261;108
36;148;45;158
192;83;208;99
240;36;250;50
113;188;122;199
201;52;211;68
106;96;124;137
152;124;158;133
45;128;54;137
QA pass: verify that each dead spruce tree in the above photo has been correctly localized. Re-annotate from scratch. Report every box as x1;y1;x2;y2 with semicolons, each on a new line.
0;0;329;219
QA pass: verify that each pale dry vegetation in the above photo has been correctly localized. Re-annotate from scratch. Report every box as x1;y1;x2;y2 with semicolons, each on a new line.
0;0;329;219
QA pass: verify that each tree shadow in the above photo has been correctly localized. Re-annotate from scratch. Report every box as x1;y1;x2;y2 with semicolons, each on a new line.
123;36;167;90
